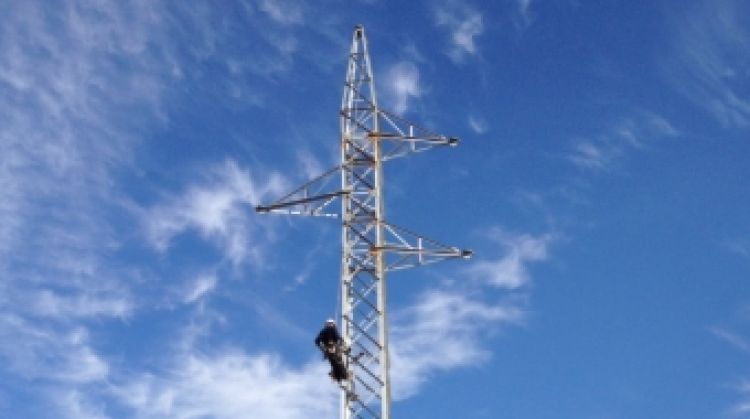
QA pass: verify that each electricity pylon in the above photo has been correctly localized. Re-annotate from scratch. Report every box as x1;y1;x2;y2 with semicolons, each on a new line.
256;25;471;419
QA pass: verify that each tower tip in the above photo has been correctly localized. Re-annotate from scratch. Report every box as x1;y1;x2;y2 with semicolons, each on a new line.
355;24;364;39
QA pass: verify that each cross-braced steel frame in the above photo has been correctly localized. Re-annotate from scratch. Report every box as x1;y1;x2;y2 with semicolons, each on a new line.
256;25;471;419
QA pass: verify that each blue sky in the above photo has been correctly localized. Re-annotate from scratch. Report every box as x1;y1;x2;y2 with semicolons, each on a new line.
1;0;748;418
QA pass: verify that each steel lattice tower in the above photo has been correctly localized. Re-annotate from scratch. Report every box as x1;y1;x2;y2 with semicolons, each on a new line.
257;25;471;419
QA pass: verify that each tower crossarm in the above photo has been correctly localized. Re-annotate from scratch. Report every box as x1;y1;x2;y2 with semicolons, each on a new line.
255;165;346;217
340;83;460;162
375;108;460;161
371;221;472;271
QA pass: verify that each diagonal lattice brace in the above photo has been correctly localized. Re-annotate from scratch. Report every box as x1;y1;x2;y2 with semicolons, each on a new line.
255;166;345;217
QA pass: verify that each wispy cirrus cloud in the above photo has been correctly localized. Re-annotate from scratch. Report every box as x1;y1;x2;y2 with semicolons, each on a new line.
296;149;325;180
0;317;107;382
724;238;750;259
711;311;750;416
389;228;554;399
468;114;489;134
184;274;220;304
0;1;426;417
55;389;109;419
384;61;422;114
711;326;750;353
257;0;304;25
0;2;302;416
513;0;535;31
433;1;484;63
467;228;555;289
390;288;523;399
0;2;178;414
144;159;287;266
733;381;750;416
114;349;337;419
662;0;750;128
568;111;680;171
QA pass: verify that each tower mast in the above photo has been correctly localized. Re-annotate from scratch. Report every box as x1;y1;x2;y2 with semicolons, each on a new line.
257;25;471;419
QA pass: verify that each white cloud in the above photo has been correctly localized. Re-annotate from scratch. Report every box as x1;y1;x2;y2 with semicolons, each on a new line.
712;314;750;415
0;3;172;411
0;317;108;385
0;0;171;271
514;0;535;30
434;2;484;63
145;159;287;266
733;381;750;415
184;274;219;304
387;228;554;399
468;114;489;134
724;239;750;259
709;327;750;415
568;140;612;171
466;229;554;289
0;1;356;416
385;61;421;114
109;227;554;411
663;0;750;128
567;111;680;171
642;111;681;138
258;0;304;26
518;0;533;17
390;288;523;399
296;149;324;180
32;290;132;320
711;327;750;353
53;344;109;384
56;390;108;419
115;350;337;419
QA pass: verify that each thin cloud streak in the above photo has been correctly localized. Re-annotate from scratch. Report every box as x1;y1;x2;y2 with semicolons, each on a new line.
388;228;553;399
514;0;535;30
145;159;287;266
711;327;750;353
257;0;304;25
56;389;109;419
385;61;421;114
567;111;680;171
390;288;523;400
663;0;750;128
184;274;219;304
0;315;108;385
0;2;303;416
114;350;337;419
0;3;174;415
724;239;750;259
433;1;484;63
467;228;555;289
733;381;750;415
468;114;489;134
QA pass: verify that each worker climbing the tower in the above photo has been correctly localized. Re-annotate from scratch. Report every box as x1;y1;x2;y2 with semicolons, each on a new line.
315;319;349;382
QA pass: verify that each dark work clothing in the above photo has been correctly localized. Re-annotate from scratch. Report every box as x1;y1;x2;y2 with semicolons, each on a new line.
328;351;348;381
315;325;342;348
315;324;347;381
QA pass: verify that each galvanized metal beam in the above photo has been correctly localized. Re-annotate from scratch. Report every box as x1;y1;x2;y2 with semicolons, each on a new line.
255;24;471;419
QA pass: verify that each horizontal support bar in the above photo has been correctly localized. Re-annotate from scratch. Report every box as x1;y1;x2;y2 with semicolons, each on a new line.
255;191;348;213
371;246;473;259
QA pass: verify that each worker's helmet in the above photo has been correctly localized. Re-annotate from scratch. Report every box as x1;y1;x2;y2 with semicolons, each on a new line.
326;318;336;326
